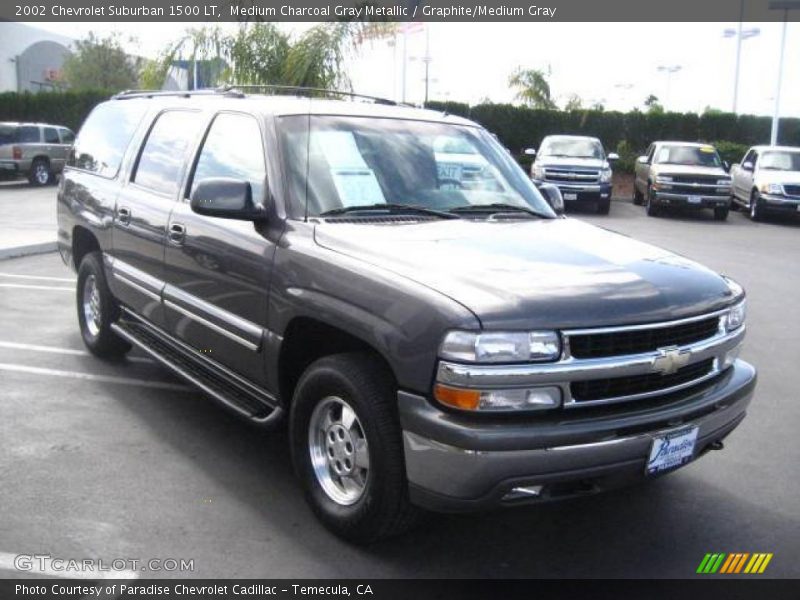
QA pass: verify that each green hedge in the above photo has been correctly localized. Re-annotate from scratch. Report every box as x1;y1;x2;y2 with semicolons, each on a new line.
0;90;111;131
426;100;800;167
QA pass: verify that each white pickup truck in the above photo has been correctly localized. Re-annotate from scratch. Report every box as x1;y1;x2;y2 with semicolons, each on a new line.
729;145;800;221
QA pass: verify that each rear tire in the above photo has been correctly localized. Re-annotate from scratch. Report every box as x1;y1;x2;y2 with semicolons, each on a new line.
633;186;644;206
76;252;131;359
714;207;729;221
28;158;52;186
290;353;421;543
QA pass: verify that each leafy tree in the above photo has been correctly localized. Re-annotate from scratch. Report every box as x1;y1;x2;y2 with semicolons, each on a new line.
508;66;558;110
62;32;139;91
644;94;664;114
564;94;583;111
143;22;392;92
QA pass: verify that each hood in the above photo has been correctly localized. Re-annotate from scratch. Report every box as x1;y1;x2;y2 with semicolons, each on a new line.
538;156;607;170
651;164;727;178
314;218;737;330
755;169;800;186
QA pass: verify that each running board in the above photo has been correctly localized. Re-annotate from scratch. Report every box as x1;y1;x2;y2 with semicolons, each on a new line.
111;315;283;428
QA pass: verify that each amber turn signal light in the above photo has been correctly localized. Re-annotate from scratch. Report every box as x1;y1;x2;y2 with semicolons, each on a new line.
434;383;480;411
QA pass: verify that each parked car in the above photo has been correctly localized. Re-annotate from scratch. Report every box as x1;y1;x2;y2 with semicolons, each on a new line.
527;135;618;214
0;122;75;185
58;90;755;543
633;141;732;220
730;145;800;221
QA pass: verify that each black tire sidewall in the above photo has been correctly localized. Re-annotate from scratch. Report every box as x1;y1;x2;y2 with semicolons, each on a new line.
290;355;408;541
76;252;127;357
29;159;50;186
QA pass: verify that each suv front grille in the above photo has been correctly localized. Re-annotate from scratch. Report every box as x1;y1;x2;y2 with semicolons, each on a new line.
568;316;720;359
543;168;599;184
782;184;800;197
570;358;715;402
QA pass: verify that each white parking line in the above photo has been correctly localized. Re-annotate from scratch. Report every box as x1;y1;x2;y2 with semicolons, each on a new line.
0;283;74;291
0;551;139;580
0;341;153;364
0;363;191;391
0;272;76;283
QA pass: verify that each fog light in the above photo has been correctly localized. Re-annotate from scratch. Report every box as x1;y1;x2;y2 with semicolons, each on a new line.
434;384;561;412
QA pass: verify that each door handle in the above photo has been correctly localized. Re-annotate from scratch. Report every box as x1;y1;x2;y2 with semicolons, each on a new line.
168;222;186;245
117;206;131;225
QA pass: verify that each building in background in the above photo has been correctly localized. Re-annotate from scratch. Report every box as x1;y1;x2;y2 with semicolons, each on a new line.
0;23;74;92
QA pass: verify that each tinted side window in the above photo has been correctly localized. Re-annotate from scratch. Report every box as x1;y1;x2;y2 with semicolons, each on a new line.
742;150;755;165
69;101;148;177
44;127;60;143
59;128;75;144
133;110;202;196
19;126;40;143
0;125;16;145
190;113;266;202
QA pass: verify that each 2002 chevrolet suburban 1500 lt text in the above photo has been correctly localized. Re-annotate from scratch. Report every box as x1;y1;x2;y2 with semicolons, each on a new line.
57;89;756;543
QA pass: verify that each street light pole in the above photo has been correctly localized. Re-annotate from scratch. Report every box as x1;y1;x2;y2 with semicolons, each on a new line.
656;65;682;109
771;12;788;145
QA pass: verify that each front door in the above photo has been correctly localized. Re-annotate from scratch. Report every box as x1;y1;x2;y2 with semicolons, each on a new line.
162;111;276;386
111;109;204;328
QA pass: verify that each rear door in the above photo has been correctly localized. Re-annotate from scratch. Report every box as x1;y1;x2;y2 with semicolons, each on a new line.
162;111;275;385
111;109;204;328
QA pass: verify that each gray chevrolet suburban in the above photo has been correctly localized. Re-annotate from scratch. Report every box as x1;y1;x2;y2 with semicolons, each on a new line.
0;121;75;185
57;89;756;543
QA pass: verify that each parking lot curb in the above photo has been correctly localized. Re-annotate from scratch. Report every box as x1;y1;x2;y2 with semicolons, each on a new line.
0;241;57;261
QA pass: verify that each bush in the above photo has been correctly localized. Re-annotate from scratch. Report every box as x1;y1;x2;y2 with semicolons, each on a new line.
712;140;750;165
0;90;112;131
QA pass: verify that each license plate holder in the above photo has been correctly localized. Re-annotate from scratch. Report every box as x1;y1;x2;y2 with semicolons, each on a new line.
563;192;578;201
646;426;699;476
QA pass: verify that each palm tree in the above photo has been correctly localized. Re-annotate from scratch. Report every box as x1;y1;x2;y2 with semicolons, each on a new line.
508;66;558;110
141;22;395;93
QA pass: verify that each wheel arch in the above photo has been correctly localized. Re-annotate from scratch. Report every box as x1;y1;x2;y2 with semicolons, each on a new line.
72;225;101;270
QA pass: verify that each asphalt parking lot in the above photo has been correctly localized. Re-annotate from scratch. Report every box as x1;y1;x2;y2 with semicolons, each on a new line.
0;191;799;579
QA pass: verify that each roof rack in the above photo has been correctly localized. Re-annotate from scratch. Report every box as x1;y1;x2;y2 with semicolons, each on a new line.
112;85;408;107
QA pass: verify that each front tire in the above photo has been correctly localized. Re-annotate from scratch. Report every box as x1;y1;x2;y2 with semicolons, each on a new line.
714;206;729;221
749;190;763;221
76;252;131;359
645;184;660;217
290;353;420;543
597;198;611;215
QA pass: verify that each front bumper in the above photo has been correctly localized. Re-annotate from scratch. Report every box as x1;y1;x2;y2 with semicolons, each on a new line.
652;191;730;209
760;194;800;212
533;180;612;202
399;359;755;512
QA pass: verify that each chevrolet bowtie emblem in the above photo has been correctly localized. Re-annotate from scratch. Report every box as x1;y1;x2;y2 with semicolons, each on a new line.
652;347;691;375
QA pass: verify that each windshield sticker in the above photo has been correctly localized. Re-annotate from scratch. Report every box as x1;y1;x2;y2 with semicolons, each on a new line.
700;146;715;153
314;130;386;206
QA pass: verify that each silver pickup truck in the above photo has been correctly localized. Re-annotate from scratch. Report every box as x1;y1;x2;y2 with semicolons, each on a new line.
633;141;732;220
729;145;800;221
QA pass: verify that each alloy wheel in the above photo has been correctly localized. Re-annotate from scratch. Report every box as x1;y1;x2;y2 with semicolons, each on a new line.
82;274;101;337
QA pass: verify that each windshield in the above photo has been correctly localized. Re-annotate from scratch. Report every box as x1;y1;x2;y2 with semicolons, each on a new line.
759;151;800;171
539;137;604;159
279;116;554;219
655;145;722;167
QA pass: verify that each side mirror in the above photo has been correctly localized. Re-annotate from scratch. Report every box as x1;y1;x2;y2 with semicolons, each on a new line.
524;148;537;156
538;183;564;216
742;161;754;172
636;155;649;164
607;152;620;161
190;178;265;221
723;160;730;172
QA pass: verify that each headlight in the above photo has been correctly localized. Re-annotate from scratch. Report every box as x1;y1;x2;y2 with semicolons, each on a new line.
760;183;783;195
439;330;561;363
600;168;613;183
724;300;746;332
532;165;545;180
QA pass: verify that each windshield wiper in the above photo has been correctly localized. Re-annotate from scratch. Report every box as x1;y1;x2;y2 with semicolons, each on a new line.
449;203;550;219
320;203;460;219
